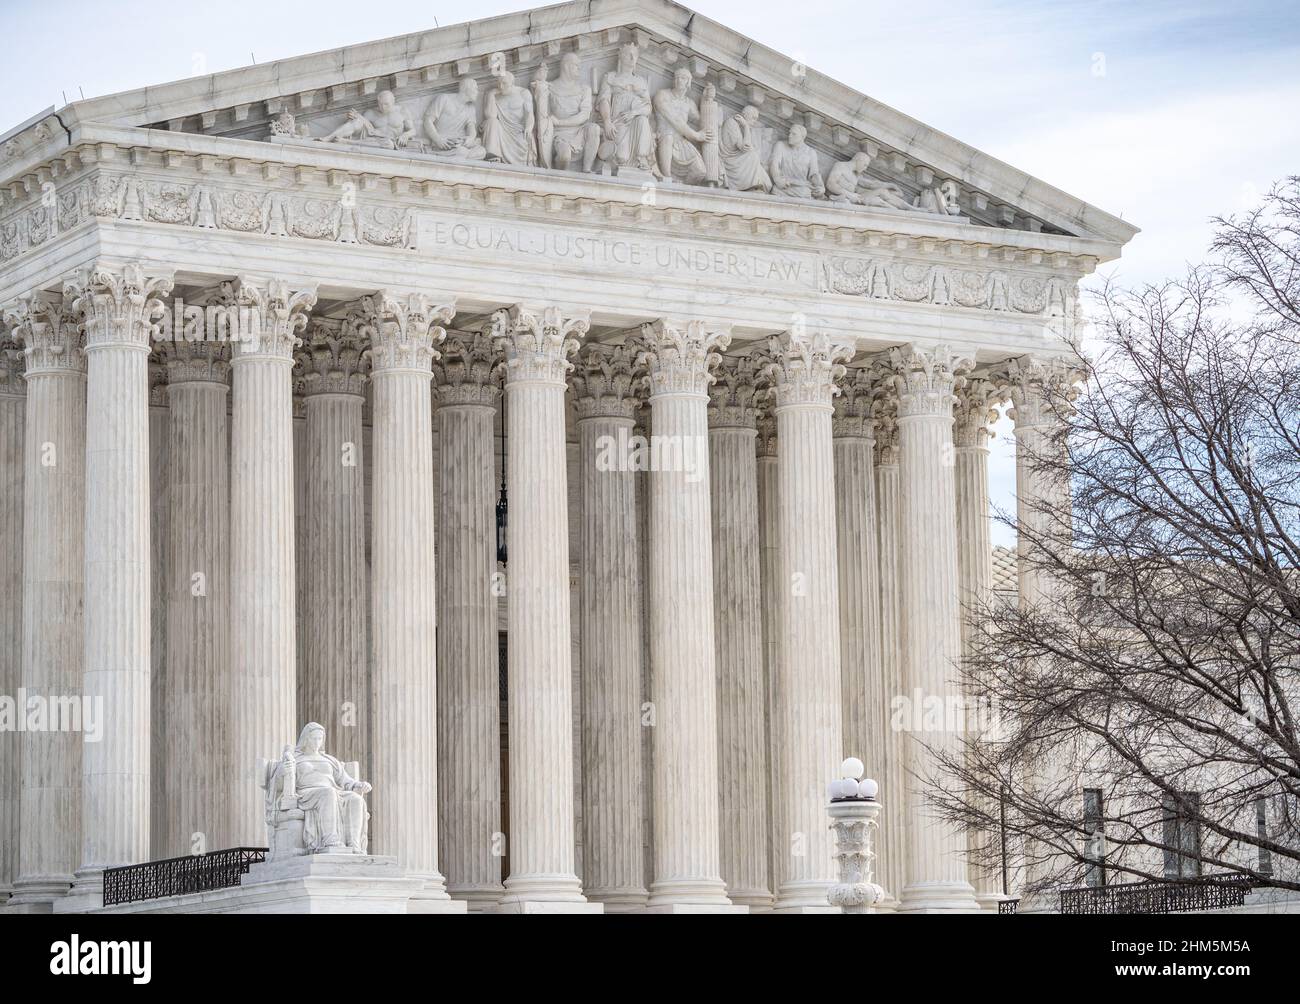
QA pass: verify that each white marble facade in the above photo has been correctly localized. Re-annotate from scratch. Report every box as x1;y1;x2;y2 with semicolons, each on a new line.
0;0;1135;913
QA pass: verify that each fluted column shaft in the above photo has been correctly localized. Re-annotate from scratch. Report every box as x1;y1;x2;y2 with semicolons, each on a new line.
639;319;732;909
770;332;851;911
872;434;906;907
708;357;771;909
65;265;172;906
3;294;84;910
832;372;883;823
365;293;453;902
491;304;589;909
955;380;1000;906
0;346;23;903
228;280;313;846
163;345;231;856
894;345;978;912
756;423;782;904
434;331;503;908
300;331;369;777
572;343;647;910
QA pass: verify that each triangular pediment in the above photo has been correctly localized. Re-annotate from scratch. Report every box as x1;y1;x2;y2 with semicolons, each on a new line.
8;0;1137;247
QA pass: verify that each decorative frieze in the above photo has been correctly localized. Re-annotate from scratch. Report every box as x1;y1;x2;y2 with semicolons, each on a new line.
823;256;1073;317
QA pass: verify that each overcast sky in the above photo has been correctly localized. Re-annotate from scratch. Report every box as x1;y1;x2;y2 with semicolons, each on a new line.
4;0;1297;542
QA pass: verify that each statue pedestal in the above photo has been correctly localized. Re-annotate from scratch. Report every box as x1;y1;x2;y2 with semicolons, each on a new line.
86;854;466;915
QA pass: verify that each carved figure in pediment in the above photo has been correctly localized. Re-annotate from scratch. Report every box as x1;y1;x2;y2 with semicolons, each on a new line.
543;52;601;173
827;152;873;205
483;68;537;166
719;105;771;193
423;76;487;160
847;151;918;212
268;110;310;140
699;84;723;187
914;179;962;215
322;90;421;151
532;63;555;168
652;68;712;185
769;123;825;200
596;43;657;175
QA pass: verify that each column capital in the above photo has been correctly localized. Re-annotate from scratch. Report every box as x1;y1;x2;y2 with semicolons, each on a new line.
998;354;1086;429
434;331;501;408
832;366;879;440
491;304;587;386
766;329;854;410
953;375;1003;448
65;262;174;354
886;343;973;419
365;291;454;375
230;276;317;362
636;318;730;398
3;290;85;376
571;342;638;420
295;319;369;397
0;332;24;396
162;339;230;387
869;370;900;465
708;352;764;430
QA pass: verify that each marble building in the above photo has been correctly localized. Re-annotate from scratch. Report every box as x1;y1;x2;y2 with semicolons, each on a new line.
0;0;1137;913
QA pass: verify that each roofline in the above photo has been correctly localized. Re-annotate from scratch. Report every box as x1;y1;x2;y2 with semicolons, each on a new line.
17;0;1139;246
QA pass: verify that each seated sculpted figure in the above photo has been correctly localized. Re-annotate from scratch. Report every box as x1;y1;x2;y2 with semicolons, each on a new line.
769;123;825;200
840;151;918;211
719;105;771;193
264;722;372;856
323;90;422;151
483;69;537;166
652;67;712;184
423;76;487;160
596;43;657;175
543;52;601;172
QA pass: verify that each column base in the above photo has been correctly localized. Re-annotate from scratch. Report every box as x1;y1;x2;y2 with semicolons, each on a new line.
647;877;733;909
53;868;105;914
773;879;835;912
448;884;506;912
587;888;650;913
898;880;981;913
640;903;750;914
873;894;901;914
2;875;74;913
728;890;776;912
975;892;1007;912
490;873;598;913
771;905;842;914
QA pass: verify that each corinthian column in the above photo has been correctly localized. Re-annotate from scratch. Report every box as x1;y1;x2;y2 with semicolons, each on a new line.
707;353;771;910
870;385;905;910
571;343;648;911
1004;354;1082;911
228;278;315;846
953;376;1002;909
832;368;884;835
636;318;739;913
297;322;369;775
767;330;853;912
162;341;231;856
433;330;504;909
891;343;979;913
489;304;599;913
755;401;781;903
2;294;84;912
365;292;463;912
0;336;22;905
60;264;173;911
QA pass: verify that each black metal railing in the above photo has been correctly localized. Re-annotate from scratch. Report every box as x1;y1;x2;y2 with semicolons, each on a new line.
103;847;268;907
998;898;1020;914
1059;873;1256;915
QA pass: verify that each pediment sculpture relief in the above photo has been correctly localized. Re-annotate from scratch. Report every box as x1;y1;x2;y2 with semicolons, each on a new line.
263;43;963;217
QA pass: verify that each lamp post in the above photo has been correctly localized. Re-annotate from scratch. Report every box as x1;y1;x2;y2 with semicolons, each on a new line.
826;757;885;914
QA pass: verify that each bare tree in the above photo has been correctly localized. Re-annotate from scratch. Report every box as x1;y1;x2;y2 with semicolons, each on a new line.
930;178;1300;899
